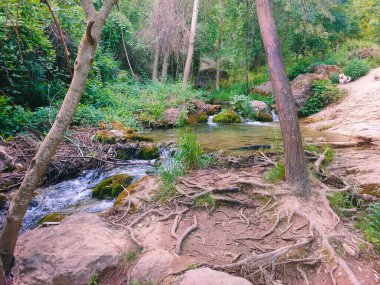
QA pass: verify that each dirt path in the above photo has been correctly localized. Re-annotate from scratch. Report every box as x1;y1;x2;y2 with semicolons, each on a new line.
306;67;380;192
307;67;380;141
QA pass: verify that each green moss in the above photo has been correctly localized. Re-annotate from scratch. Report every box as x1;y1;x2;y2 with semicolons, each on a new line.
92;174;134;199
361;184;380;198
95;130;116;144
114;176;149;207
196;112;208;123
193;194;215;208
37;213;65;225
212;110;242;124
137;145;159;160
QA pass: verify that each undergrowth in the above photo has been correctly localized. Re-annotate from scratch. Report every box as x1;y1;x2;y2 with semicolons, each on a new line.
264;162;285;183
155;128;212;201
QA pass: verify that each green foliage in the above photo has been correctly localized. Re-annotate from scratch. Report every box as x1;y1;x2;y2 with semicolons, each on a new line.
343;59;370;81
264;162;285;183
328;192;355;217
89;274;99;285
299;80;342;117
156;129;211;201
362;203;380;252
193;194;215;208
330;73;340;84
230;95;251;119
122;248;142;264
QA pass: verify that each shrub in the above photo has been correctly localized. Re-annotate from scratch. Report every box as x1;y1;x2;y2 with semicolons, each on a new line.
230;95;251;118
343;59;369;81
299;80;342;117
330;73;340;84
363;203;380;251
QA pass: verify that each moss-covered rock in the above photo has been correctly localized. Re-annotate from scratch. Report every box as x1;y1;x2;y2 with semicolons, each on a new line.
212;110;242;124
114;176;150;208
92;174;134;199
37;213;65;225
95;121;153;144
137;144;159;160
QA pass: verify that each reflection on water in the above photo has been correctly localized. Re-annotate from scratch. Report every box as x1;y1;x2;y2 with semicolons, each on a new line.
150;123;350;155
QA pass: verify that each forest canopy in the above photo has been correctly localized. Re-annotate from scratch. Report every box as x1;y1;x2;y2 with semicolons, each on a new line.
0;0;379;138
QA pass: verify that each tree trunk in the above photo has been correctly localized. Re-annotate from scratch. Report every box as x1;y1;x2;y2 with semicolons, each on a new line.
44;0;73;79
215;20;222;92
152;42;160;82
117;3;135;77
255;0;310;196
183;0;200;85
0;0;118;273
161;49;169;83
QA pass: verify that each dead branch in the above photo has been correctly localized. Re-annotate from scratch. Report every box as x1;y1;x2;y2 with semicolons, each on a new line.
297;266;310;285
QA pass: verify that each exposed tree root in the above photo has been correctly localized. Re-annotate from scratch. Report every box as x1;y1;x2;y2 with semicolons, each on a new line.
171;215;198;255
158;189;365;285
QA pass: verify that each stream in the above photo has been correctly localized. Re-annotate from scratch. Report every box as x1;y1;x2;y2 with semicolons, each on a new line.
10;114;349;232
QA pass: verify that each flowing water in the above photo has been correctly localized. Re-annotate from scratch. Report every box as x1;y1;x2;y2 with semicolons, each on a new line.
14;115;348;232
20;163;154;231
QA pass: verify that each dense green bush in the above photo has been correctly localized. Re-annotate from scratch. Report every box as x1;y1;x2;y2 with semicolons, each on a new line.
363;203;380;251
343;59;370;81
299;80;342;117
230;95;251;118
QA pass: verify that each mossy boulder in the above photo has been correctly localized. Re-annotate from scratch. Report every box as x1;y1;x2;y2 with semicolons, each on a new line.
114;176;157;209
92;174;134;199
137;144;159;160
187;112;208;124
95;121;153;144
212;110;242;124
37;213;65;225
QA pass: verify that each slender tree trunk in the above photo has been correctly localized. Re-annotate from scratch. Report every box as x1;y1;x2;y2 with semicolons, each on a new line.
0;0;118;273
152;42;160;82
116;3;135;77
44;0;73;79
183;0;200;85
256;0;310;196
161;49;169;82
215;20;222;92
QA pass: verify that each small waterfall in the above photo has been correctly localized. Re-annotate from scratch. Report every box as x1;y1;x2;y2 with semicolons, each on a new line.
207;115;218;126
271;110;279;122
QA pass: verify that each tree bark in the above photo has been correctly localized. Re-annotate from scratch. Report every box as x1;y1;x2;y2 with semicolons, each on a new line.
183;0;200;85
43;0;73;79
0;257;4;285
161;49;169;82
0;0;118;273
152;41;160;82
256;0;310;196
215;19;222;92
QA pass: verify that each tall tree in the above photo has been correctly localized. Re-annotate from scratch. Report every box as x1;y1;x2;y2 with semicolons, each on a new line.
183;0;200;85
255;0;311;196
0;0;118;273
